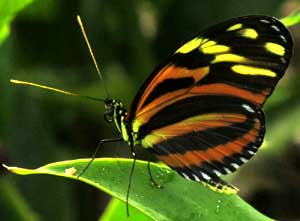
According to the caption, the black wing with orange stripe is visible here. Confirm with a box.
[125,16,293,190]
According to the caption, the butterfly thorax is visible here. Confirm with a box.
[104,99,139,146]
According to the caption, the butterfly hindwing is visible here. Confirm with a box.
[125,16,292,189]
[145,96,264,187]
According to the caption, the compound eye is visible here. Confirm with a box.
[104,113,114,123]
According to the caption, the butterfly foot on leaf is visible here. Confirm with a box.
[150,179,164,189]
[147,161,164,189]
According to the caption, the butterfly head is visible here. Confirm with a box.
[104,98,127,130]
[104,99,122,122]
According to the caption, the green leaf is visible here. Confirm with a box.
[3,158,273,221]
[280,9,300,27]
[101,198,154,221]
[0,0,33,44]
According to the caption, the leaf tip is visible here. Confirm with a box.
[1,164,36,175]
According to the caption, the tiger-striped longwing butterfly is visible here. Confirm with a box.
[104,15,292,191]
[12,15,293,192]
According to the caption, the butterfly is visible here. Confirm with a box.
[11,15,293,193]
[102,15,293,191]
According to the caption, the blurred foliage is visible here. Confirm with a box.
[0,0,300,221]
[0,0,33,44]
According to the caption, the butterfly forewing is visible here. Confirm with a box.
[125,16,292,189]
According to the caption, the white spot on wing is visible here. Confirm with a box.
[192,174,201,182]
[280,58,287,64]
[279,35,287,42]
[240,157,248,163]
[260,19,270,24]
[224,168,231,174]
[231,163,239,169]
[242,104,255,113]
[181,172,191,180]
[200,172,211,180]
[213,169,222,176]
[248,150,255,155]
[271,25,280,32]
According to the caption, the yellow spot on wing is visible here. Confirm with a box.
[132,119,142,133]
[201,45,230,54]
[201,40,217,48]
[265,42,285,56]
[227,23,242,31]
[212,54,247,63]
[231,65,276,77]
[142,134,157,148]
[239,28,258,39]
[176,38,202,54]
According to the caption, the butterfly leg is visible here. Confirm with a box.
[147,161,163,188]
[77,137,123,178]
[126,145,137,217]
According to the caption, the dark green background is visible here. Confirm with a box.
[1,0,300,220]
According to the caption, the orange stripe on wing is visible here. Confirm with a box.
[136,65,210,115]
[134,80,268,129]
[156,119,260,168]
[142,113,247,146]
[190,83,269,105]
[135,92,193,124]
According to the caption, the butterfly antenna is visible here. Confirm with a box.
[77,15,110,99]
[10,79,105,102]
